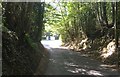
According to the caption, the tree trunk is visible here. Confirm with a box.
[112,2,115,26]
[102,2,108,26]
[114,2,119,69]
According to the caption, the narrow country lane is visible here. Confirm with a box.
[41,40,119,76]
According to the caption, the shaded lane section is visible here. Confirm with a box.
[41,40,119,76]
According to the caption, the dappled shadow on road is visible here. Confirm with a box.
[45,47,119,75]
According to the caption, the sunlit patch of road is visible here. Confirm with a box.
[41,39,119,75]
[41,39,68,49]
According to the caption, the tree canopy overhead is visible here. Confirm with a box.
[2,2,120,75]
[44,2,120,65]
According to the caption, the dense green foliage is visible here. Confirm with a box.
[2,2,120,75]
[44,2,120,65]
[2,2,49,75]
[2,2,44,42]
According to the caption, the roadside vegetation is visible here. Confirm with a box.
[2,2,49,75]
[45,2,120,68]
[2,2,120,75]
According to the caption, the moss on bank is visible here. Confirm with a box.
[2,27,49,75]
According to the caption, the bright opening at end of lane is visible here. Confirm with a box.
[41,39,68,49]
